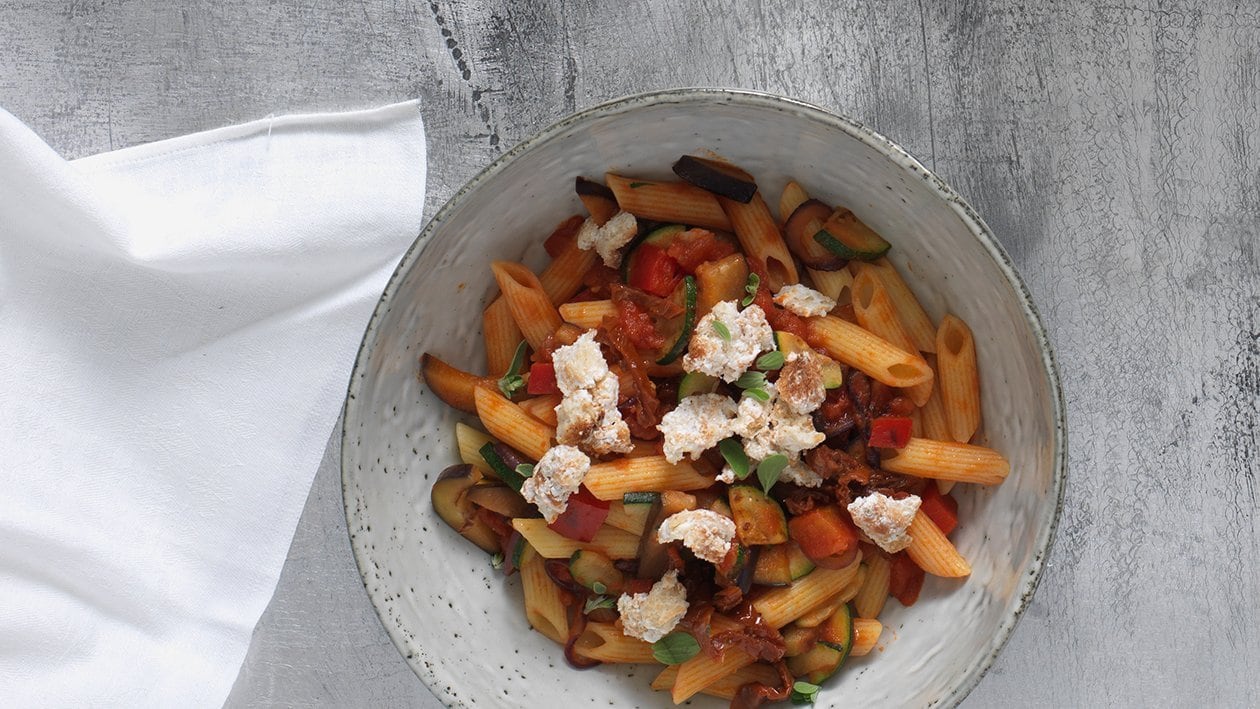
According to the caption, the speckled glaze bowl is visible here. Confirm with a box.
[342,88,1066,708]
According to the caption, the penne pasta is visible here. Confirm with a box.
[807,266,853,305]
[520,550,569,644]
[652,663,782,701]
[558,299,617,330]
[778,179,810,223]
[576,179,620,225]
[882,437,1010,485]
[539,236,599,306]
[695,253,749,319]
[605,174,732,231]
[936,314,981,443]
[574,622,657,664]
[906,511,971,577]
[455,422,497,474]
[491,261,563,351]
[852,618,883,657]
[473,386,554,461]
[420,353,495,413]
[582,456,713,501]
[918,359,953,441]
[717,192,799,292]
[854,554,891,619]
[511,519,642,559]
[482,296,522,377]
[806,315,933,388]
[851,269,933,406]
[866,257,937,353]
[603,501,651,537]
[517,394,561,426]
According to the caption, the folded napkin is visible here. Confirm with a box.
[0,101,427,706]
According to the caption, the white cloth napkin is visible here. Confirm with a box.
[0,101,427,706]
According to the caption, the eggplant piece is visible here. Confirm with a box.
[466,484,536,518]
[672,155,758,203]
[569,549,626,594]
[575,176,619,225]
[783,199,848,271]
[636,490,698,578]
[420,353,493,413]
[431,465,499,553]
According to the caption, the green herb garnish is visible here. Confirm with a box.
[491,552,505,570]
[742,272,761,307]
[744,387,771,401]
[756,454,789,493]
[591,581,607,595]
[496,340,529,398]
[712,320,732,341]
[651,632,701,665]
[790,680,821,704]
[735,370,767,390]
[756,350,785,370]
[718,437,750,480]
[584,595,617,614]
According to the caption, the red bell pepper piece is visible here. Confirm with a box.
[787,505,860,563]
[628,243,682,297]
[919,485,959,536]
[547,486,611,542]
[526,362,558,395]
[868,416,913,449]
[889,552,925,606]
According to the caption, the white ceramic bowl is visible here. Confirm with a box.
[342,88,1066,708]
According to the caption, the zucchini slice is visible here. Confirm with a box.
[752,541,816,586]
[786,641,845,685]
[783,199,847,270]
[812,208,891,261]
[656,275,698,365]
[729,485,789,545]
[774,331,844,389]
[477,442,528,491]
[622,491,661,507]
[672,155,758,203]
[678,372,719,399]
[782,625,819,658]
[818,603,855,657]
[569,549,625,594]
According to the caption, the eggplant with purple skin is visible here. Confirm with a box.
[672,155,758,203]
[783,199,848,271]
[575,176,619,225]
[466,484,536,518]
[431,464,499,553]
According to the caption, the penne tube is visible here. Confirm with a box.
[851,618,883,657]
[539,236,599,306]
[909,408,924,438]
[583,456,714,501]
[852,269,933,406]
[511,519,641,559]
[652,663,782,701]
[558,300,616,330]
[919,360,953,441]
[455,422,497,474]
[575,622,657,664]
[936,314,981,443]
[778,179,810,224]
[695,253,748,319]
[807,267,853,305]
[483,297,522,377]
[717,192,799,291]
[867,257,937,353]
[603,501,651,537]
[520,550,568,644]
[937,478,957,495]
[420,353,496,413]
[606,174,732,230]
[854,554,891,619]
[882,437,1010,485]
[806,315,933,388]
[491,261,563,351]
[473,386,554,461]
[906,511,971,577]
[517,394,561,426]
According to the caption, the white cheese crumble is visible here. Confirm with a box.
[617,569,689,643]
[776,350,826,415]
[519,445,590,523]
[847,492,921,553]
[716,465,737,484]
[656,393,739,463]
[683,300,774,383]
[576,211,639,268]
[734,383,826,462]
[552,331,632,456]
[657,509,737,564]
[773,283,836,317]
[779,458,825,488]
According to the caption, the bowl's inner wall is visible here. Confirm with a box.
[345,95,1057,708]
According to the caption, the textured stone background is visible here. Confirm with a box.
[2,1,1257,706]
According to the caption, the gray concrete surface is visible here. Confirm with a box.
[2,1,1258,706]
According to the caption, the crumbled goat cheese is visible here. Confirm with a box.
[779,458,825,488]
[847,492,921,553]
[684,301,775,383]
[519,445,591,523]
[716,465,737,484]
[617,570,689,643]
[776,350,826,415]
[657,393,739,463]
[657,509,737,564]
[576,211,639,268]
[734,383,826,462]
[552,332,633,456]
[773,283,836,318]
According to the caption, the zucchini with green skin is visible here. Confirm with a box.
[478,442,529,491]
[773,330,844,389]
[569,549,625,594]
[655,275,697,365]
[677,372,719,399]
[813,207,891,261]
[728,485,789,545]
[783,604,854,683]
[783,199,847,270]
[622,491,661,507]
[751,541,816,586]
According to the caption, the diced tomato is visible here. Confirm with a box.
[526,363,558,395]
[920,485,959,536]
[868,416,913,449]
[615,298,665,350]
[628,243,683,297]
[889,552,925,606]
[547,486,610,542]
[543,215,584,258]
[787,505,860,562]
[666,229,737,273]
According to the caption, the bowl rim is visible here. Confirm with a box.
[341,86,1068,708]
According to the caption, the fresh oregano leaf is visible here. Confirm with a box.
[497,340,529,398]
[790,680,821,704]
[651,632,701,665]
[712,320,732,341]
[742,272,761,307]
[756,350,785,370]
[756,454,789,493]
[718,437,750,480]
